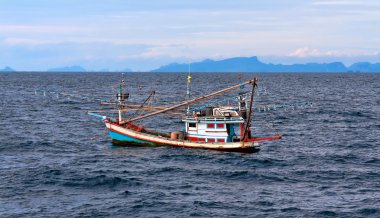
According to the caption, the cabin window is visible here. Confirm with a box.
[208,138,215,143]
[198,138,206,142]
[189,123,196,128]
[207,124,215,128]
[217,138,225,143]
[217,124,225,129]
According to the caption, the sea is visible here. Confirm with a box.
[0,72,379,217]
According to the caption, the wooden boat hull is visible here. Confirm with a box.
[105,122,260,153]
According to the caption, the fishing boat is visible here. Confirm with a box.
[89,76,281,153]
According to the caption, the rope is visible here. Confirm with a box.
[253,102,313,113]
[126,91,155,122]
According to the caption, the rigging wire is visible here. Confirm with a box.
[126,90,156,122]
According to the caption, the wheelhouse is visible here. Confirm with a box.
[183,107,247,143]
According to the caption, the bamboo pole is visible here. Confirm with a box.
[128,79,256,122]
[101,102,186,111]
[89,108,183,116]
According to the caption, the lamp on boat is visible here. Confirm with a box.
[116,93,129,101]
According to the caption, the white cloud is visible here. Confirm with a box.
[3,38,60,46]
[0,24,90,34]
[289,47,338,57]
[119,44,188,59]
[289,47,379,57]
[313,0,363,6]
[312,0,380,6]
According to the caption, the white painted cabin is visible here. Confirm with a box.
[183,107,246,143]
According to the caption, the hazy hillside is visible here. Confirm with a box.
[152,56,380,73]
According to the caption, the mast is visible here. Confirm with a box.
[118,83,123,122]
[242,78,257,141]
[128,79,256,122]
[186,64,191,114]
[116,73,128,123]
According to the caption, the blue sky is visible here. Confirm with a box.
[0,0,379,71]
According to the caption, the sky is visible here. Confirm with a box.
[0,0,379,71]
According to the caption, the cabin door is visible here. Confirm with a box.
[226,124,234,142]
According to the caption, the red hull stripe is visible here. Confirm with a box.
[107,127,256,151]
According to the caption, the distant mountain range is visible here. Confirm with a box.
[0,66,15,72]
[152,56,380,73]
[2,57,380,72]
[47,65,86,72]
[46,66,132,72]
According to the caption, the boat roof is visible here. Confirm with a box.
[183,116,244,124]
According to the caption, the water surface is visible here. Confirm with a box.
[0,72,379,217]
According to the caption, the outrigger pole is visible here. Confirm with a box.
[128,79,257,122]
